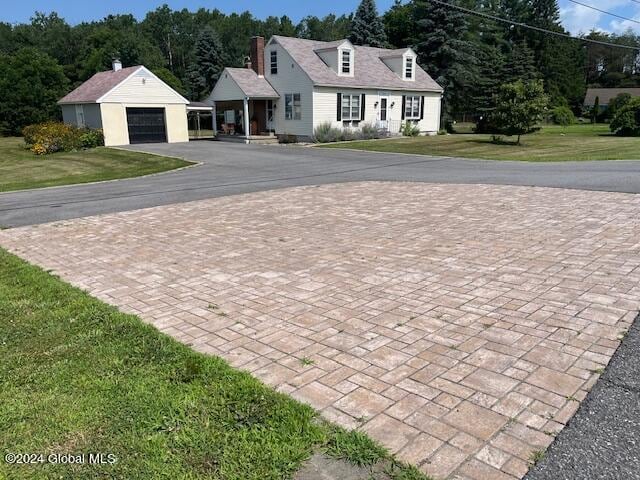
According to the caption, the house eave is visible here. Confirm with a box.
[313,82,443,93]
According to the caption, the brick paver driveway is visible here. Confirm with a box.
[1,182,639,480]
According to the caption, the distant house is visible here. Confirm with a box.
[584,88,640,109]
[209,36,443,142]
[58,61,191,146]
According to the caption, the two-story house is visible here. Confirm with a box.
[209,36,443,142]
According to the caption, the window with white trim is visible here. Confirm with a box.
[404,95,421,119]
[405,57,413,80]
[341,94,361,121]
[342,50,351,74]
[285,93,301,120]
[270,50,278,74]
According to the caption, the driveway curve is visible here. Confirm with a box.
[1,141,640,227]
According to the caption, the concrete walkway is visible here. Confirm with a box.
[1,182,638,479]
[2,141,640,227]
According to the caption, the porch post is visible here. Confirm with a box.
[243,97,250,141]
[212,103,217,135]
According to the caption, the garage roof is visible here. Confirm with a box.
[58,66,142,104]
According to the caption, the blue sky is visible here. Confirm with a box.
[2,0,639,34]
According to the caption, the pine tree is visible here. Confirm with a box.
[186,26,225,100]
[525,0,585,107]
[383,0,414,48]
[349,0,388,47]
[411,0,478,122]
[503,41,538,83]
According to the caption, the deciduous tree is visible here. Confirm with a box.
[491,80,549,144]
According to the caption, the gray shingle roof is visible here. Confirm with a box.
[584,88,640,106]
[58,66,142,104]
[272,36,443,92]
[226,68,280,98]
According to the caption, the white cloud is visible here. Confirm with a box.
[559,0,638,35]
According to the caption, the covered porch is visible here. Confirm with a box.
[187,101,215,140]
[207,67,280,144]
[214,98,278,144]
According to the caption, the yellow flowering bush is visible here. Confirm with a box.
[23,122,104,155]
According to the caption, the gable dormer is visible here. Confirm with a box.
[314,40,355,78]
[380,48,417,82]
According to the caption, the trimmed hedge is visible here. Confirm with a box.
[22,122,104,155]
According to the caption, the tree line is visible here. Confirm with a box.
[0,0,639,135]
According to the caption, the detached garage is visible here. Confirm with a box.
[58,60,189,146]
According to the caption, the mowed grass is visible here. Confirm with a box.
[319,124,640,162]
[0,248,427,480]
[0,137,193,192]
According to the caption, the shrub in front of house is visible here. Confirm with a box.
[610,98,640,137]
[360,123,386,140]
[551,106,576,126]
[401,121,420,137]
[22,122,104,155]
[313,122,343,143]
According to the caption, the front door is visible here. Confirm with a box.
[266,100,274,132]
[378,93,389,130]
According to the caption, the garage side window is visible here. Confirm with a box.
[285,93,301,120]
[75,105,85,128]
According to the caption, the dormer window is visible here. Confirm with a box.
[342,50,351,74]
[405,57,413,80]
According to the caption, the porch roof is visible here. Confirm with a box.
[187,101,214,111]
[212,68,279,101]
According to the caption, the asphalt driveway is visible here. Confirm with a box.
[2,141,640,227]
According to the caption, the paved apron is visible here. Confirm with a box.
[1,182,638,479]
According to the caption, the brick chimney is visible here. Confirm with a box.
[250,36,265,76]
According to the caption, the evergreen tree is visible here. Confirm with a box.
[503,41,538,83]
[411,0,478,122]
[384,0,414,48]
[525,0,585,107]
[349,0,387,47]
[185,26,225,100]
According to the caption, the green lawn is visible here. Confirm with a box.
[319,124,640,162]
[0,137,193,192]
[0,248,426,480]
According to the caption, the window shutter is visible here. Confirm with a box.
[420,96,425,120]
[360,94,366,121]
[337,93,342,121]
[401,96,406,120]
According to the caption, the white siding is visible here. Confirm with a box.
[313,87,441,134]
[100,68,187,104]
[208,72,246,102]
[265,41,315,138]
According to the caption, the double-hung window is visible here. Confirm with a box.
[342,50,351,74]
[285,93,301,120]
[404,95,421,120]
[270,50,278,75]
[341,94,361,121]
[405,58,413,80]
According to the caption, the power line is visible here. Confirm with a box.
[425,0,640,51]
[566,0,640,26]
